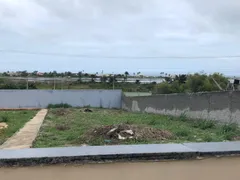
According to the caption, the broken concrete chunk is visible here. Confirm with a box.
[118,134,126,140]
[0,123,8,130]
[121,130,134,135]
[107,128,118,136]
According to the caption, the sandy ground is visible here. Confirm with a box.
[1,157,240,180]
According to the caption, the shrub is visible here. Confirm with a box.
[0,115,9,123]
[47,103,72,109]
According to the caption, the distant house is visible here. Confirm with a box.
[227,78,240,90]
[37,72,44,76]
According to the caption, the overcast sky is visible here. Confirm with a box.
[0,0,239,76]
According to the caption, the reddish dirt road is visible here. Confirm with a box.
[1,157,240,180]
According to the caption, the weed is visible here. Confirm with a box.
[0,115,9,123]
[47,103,72,109]
[148,119,158,125]
[175,129,191,137]
[203,135,213,142]
[167,116,174,121]
[218,123,239,140]
[193,120,216,130]
[179,113,188,122]
[220,123,238,134]
[125,119,134,125]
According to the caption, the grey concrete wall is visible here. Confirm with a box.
[122,91,240,124]
[0,90,122,109]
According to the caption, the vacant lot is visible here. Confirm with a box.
[34,109,240,148]
[0,110,37,145]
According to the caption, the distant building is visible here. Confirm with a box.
[37,72,44,76]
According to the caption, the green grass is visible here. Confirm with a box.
[0,110,37,145]
[33,109,240,148]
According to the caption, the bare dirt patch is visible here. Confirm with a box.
[52,109,71,116]
[55,124,70,131]
[85,124,173,144]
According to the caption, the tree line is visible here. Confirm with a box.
[154,73,229,94]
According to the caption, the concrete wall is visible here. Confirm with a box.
[122,91,240,124]
[0,90,122,109]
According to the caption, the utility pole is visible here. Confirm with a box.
[26,76,29,90]
[113,75,115,90]
[211,77,223,91]
[61,77,63,90]
[112,72,115,90]
[53,76,56,90]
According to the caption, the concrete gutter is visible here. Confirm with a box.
[0,142,240,167]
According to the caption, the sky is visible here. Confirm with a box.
[0,0,240,76]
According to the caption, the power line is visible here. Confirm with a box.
[0,49,240,59]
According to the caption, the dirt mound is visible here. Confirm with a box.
[87,124,173,143]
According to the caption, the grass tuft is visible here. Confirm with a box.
[192,120,216,130]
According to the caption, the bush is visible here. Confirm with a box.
[47,103,72,108]
[0,115,9,123]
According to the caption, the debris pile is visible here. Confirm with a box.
[88,124,173,143]
[84,108,93,112]
[0,122,8,130]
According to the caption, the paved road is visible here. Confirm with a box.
[1,157,240,180]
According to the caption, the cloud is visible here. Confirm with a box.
[0,0,239,75]
[187,0,240,35]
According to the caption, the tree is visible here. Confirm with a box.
[100,76,108,83]
[155,73,228,94]
[135,79,140,84]
[90,74,96,82]
[109,75,117,83]
[66,71,72,77]
[175,74,187,84]
[21,71,28,77]
[78,71,82,82]
[84,73,89,77]
[32,71,38,77]
[124,71,129,82]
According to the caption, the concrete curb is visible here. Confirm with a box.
[0,142,240,167]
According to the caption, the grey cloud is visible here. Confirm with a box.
[187,0,240,35]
